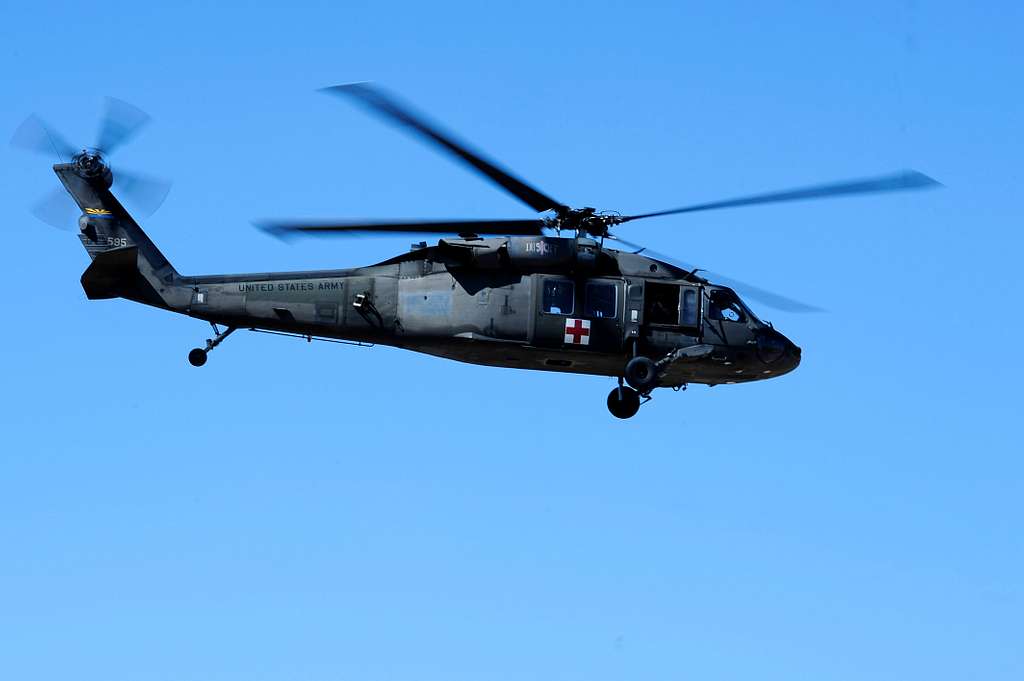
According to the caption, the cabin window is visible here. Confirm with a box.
[584,282,617,318]
[681,288,699,327]
[644,282,680,325]
[709,290,747,323]
[542,279,574,315]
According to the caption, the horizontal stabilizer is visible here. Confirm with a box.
[81,246,139,299]
[80,246,166,308]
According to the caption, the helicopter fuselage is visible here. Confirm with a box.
[169,236,801,388]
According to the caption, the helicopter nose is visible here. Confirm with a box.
[755,328,801,372]
[786,340,802,372]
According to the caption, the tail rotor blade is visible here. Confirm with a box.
[31,186,78,230]
[95,97,151,155]
[114,168,172,217]
[11,114,77,160]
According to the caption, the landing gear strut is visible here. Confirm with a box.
[188,323,236,367]
[607,377,642,419]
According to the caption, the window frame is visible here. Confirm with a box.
[679,285,701,331]
[708,289,747,324]
[540,277,576,316]
[643,281,682,327]
[583,280,619,320]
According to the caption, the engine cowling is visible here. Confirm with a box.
[505,236,575,269]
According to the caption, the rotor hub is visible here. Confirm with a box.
[547,206,621,238]
[72,149,113,187]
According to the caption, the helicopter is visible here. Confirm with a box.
[13,85,939,419]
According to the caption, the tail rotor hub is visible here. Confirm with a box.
[73,149,109,179]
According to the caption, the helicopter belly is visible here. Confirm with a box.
[400,337,626,378]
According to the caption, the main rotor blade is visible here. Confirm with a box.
[95,97,150,155]
[11,114,77,160]
[321,83,564,213]
[257,218,547,240]
[609,237,823,313]
[619,170,941,223]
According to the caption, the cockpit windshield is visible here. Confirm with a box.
[736,296,761,324]
[708,289,754,323]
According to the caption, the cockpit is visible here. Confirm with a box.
[707,288,757,324]
[703,285,800,373]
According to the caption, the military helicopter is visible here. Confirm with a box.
[14,86,939,418]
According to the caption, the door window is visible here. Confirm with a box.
[542,279,574,315]
[681,287,699,328]
[584,282,617,318]
[644,282,680,325]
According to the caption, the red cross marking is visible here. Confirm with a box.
[565,318,590,344]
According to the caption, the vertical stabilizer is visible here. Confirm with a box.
[54,160,186,309]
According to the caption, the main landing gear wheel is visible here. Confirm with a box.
[188,348,208,367]
[607,385,641,419]
[624,355,658,392]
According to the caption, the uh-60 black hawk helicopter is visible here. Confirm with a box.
[15,85,939,418]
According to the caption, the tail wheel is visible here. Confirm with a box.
[607,386,641,419]
[188,348,208,367]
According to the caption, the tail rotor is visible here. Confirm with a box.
[11,97,172,229]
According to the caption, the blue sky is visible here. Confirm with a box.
[1,2,1021,679]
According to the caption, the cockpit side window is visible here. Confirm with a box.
[584,282,617,318]
[542,279,575,315]
[708,290,747,323]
